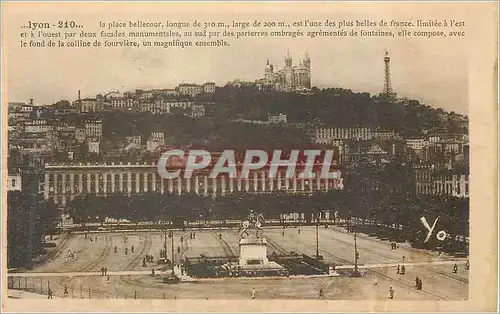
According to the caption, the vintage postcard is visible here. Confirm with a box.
[2,1,498,312]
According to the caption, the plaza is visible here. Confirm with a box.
[7,226,468,300]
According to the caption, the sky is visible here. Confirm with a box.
[4,2,480,115]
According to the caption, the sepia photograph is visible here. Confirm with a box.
[2,1,497,312]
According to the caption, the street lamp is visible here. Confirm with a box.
[163,226,167,257]
[170,230,174,273]
[315,211,320,259]
[352,223,361,277]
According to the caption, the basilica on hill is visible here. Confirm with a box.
[255,50,311,92]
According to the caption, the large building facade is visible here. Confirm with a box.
[42,163,344,205]
[313,127,372,144]
[257,50,311,91]
[414,166,469,198]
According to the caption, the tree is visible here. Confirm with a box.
[66,194,94,226]
[40,198,60,234]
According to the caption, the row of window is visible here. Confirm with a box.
[46,177,339,195]
[416,182,469,196]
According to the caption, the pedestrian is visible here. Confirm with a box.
[397,265,400,274]
[131,245,135,253]
[465,260,470,270]
[298,229,301,234]
[400,265,406,275]
[114,246,117,253]
[143,258,147,267]
[402,256,405,262]
[100,266,104,276]
[415,276,419,288]
[64,284,69,297]
[125,247,128,255]
[151,268,155,276]
[251,288,256,299]
[418,278,422,290]
[104,265,108,276]
[282,231,285,236]
[453,263,458,274]
[389,287,394,299]
[48,287,53,299]
[319,288,324,298]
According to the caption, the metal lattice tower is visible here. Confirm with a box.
[383,49,394,98]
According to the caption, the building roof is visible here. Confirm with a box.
[365,144,388,155]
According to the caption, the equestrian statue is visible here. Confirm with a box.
[238,209,265,239]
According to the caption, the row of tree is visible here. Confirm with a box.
[7,191,60,267]
[65,190,469,239]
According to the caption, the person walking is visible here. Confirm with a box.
[319,288,324,298]
[465,260,470,270]
[48,287,53,299]
[397,265,400,274]
[415,277,420,288]
[453,263,458,274]
[389,287,394,299]
[251,288,256,299]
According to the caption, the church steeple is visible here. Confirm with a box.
[303,52,310,68]
[265,58,273,73]
[285,49,292,67]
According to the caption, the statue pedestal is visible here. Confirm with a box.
[239,237,269,266]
